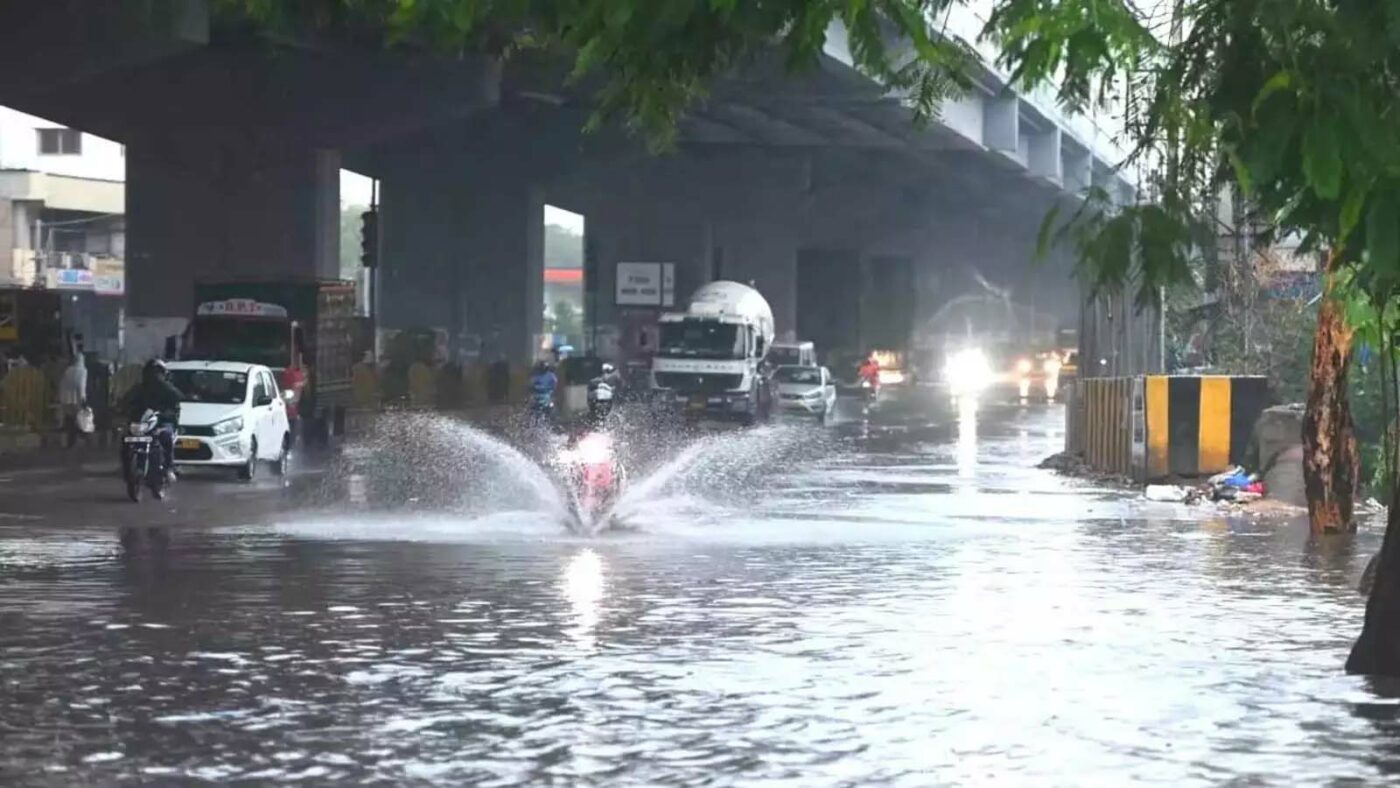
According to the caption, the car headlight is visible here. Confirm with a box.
[803,389,823,399]
[1043,357,1062,375]
[212,416,244,436]
[1016,358,1033,375]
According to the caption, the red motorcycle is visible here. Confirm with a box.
[555,431,625,531]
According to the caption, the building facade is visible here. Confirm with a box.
[0,107,125,361]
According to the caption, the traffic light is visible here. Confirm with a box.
[360,209,379,268]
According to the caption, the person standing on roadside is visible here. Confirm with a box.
[59,350,89,449]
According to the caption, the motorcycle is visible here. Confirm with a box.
[587,379,615,425]
[122,409,169,502]
[527,390,555,428]
[555,431,625,532]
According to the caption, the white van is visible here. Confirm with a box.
[769,341,817,368]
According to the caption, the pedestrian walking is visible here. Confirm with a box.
[59,351,90,448]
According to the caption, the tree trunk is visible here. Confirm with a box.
[1302,266,1358,535]
[1348,482,1400,674]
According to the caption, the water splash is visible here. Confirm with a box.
[607,424,829,525]
[325,412,569,522]
[319,412,831,538]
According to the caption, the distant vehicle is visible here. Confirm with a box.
[184,280,355,445]
[651,281,776,423]
[870,348,909,386]
[1059,349,1079,383]
[167,360,293,480]
[774,364,837,420]
[769,341,817,368]
[1008,350,1063,400]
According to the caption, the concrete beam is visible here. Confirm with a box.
[125,144,340,318]
[1062,143,1093,197]
[983,97,1020,157]
[1028,126,1063,186]
[0,0,208,103]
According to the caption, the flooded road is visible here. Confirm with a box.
[1,398,1394,784]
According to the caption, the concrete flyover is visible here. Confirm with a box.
[0,0,1135,364]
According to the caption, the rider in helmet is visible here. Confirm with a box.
[123,359,186,477]
[587,362,625,426]
[528,360,558,425]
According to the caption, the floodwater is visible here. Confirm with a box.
[1,396,1394,784]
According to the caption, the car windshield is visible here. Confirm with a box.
[169,369,248,405]
[658,320,745,359]
[187,317,291,369]
[775,366,821,384]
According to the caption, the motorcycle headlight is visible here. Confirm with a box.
[212,416,244,436]
[560,433,613,466]
[128,423,146,436]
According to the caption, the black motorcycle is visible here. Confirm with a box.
[122,409,169,502]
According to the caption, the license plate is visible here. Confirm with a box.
[177,438,201,450]
[688,396,706,411]
[124,436,152,444]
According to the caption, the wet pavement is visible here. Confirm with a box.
[0,393,1394,784]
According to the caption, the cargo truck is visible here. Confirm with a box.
[650,281,775,423]
[183,280,356,444]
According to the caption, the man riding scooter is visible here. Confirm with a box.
[586,362,624,427]
[857,352,881,402]
[120,359,186,486]
[528,361,558,427]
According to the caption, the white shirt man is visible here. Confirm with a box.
[59,355,89,447]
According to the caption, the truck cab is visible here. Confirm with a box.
[651,281,775,423]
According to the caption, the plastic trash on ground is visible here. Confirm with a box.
[1146,484,1194,503]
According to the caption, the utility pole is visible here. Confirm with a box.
[364,180,381,361]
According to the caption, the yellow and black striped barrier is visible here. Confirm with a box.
[1141,375,1268,480]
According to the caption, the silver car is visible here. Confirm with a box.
[774,365,836,420]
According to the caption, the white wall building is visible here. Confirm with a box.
[0,106,125,181]
[0,107,127,359]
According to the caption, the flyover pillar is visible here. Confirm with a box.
[379,170,543,363]
[125,144,340,318]
[584,207,712,352]
[711,221,799,339]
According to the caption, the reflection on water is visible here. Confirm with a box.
[956,396,978,480]
[562,548,605,651]
[0,403,1393,783]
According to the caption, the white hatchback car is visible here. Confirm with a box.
[166,361,292,480]
[774,364,837,420]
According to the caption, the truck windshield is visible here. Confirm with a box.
[188,318,291,369]
[659,320,746,359]
[169,369,248,405]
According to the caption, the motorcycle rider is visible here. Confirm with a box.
[587,362,624,426]
[122,359,186,480]
[528,360,558,426]
[857,352,881,398]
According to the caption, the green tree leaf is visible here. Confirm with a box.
[1369,187,1400,285]
[1303,116,1344,200]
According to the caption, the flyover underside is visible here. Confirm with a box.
[0,6,1083,363]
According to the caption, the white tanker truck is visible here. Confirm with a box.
[650,280,775,423]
